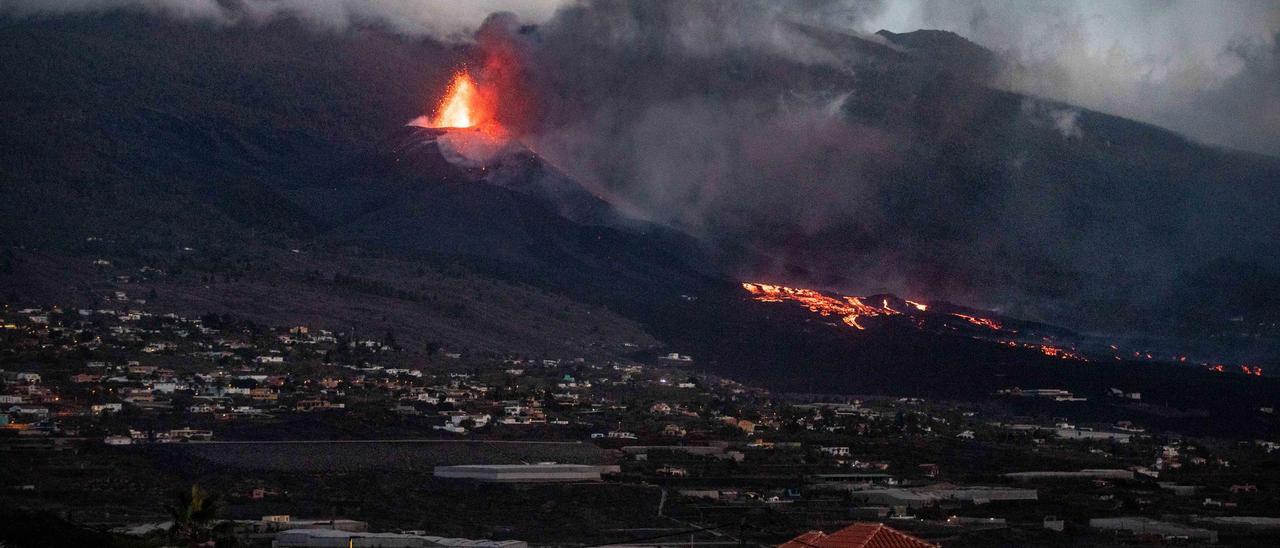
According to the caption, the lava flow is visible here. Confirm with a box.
[743,282,1011,334]
[950,313,1003,330]
[741,282,901,330]
[741,282,1086,357]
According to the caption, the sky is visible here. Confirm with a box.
[862,0,1280,157]
[3,0,1276,155]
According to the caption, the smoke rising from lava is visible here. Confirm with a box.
[8,1,1277,157]
[0,0,566,39]
[7,0,1280,345]
[460,1,1280,341]
[865,0,1280,158]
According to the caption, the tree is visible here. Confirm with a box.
[167,484,235,547]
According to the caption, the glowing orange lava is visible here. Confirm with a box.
[741,282,1089,360]
[951,313,1003,331]
[741,282,897,331]
[431,72,489,129]
[742,282,1009,334]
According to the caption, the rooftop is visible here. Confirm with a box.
[780,522,938,548]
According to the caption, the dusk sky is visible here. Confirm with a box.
[5,0,1278,155]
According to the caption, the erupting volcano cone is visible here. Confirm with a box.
[407,71,511,165]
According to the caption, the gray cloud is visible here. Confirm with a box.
[5,0,1279,344]
[863,0,1280,156]
[461,1,899,233]
[465,1,1280,341]
[0,0,568,39]
[10,0,1274,156]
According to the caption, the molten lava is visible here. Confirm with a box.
[405,70,516,166]
[430,71,490,129]
[743,282,1009,334]
[741,282,1088,361]
[741,283,898,331]
[950,313,1003,331]
[742,282,1001,333]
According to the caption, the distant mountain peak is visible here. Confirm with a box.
[875,29,991,54]
[875,28,999,80]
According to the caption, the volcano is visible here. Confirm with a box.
[280,122,719,308]
[1,13,1278,438]
[380,125,621,226]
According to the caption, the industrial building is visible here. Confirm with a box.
[1195,516,1280,530]
[1004,469,1134,481]
[1052,428,1131,442]
[844,486,1038,509]
[1089,517,1218,544]
[242,516,369,544]
[273,529,528,548]
[811,473,898,485]
[432,463,603,482]
[621,445,726,457]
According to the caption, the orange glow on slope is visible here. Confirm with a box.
[741,283,898,331]
[741,282,1101,363]
[950,313,1002,331]
[431,72,489,129]
[742,282,1010,334]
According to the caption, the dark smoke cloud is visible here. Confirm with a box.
[0,0,567,39]
[14,1,1275,156]
[865,0,1280,157]
[6,0,1280,346]
[470,0,1280,343]
[472,1,896,232]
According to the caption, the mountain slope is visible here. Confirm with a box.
[0,13,1277,421]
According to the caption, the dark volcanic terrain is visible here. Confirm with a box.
[1,13,1278,419]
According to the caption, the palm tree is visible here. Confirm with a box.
[167,484,225,547]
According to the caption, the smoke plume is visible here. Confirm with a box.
[5,0,1280,343]
[462,1,1280,339]
[864,0,1280,157]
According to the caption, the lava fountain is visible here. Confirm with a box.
[431,72,486,129]
[409,70,512,166]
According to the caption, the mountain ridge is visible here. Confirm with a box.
[1,13,1277,403]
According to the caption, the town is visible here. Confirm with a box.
[3,295,1279,547]
[5,0,1280,546]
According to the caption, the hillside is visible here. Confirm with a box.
[0,12,1277,406]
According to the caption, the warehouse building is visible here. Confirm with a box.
[274,529,527,548]
[433,463,604,482]
[1005,469,1134,481]
[845,486,1037,509]
[1089,517,1217,544]
[621,445,727,457]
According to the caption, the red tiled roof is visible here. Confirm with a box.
[779,522,938,548]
